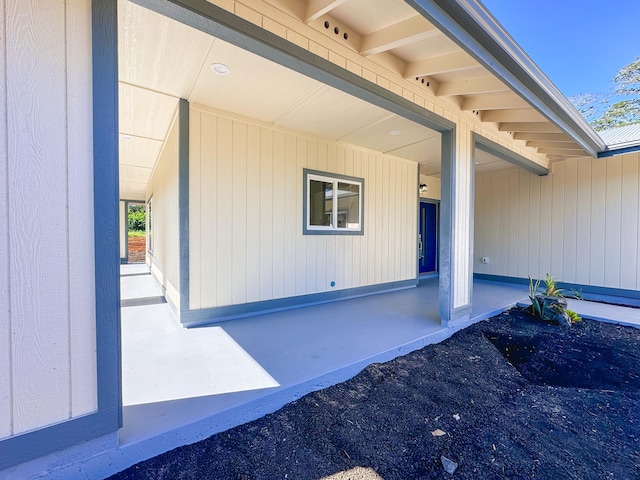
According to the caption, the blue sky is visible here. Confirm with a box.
[480,0,640,98]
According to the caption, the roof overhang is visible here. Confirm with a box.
[406,0,607,157]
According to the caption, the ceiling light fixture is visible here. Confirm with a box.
[420,184,428,193]
[210,63,230,75]
[120,134,133,141]
[389,129,402,136]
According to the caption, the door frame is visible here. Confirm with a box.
[419,199,439,275]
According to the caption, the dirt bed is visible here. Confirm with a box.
[128,236,146,263]
[109,308,640,480]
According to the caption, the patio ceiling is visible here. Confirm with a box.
[118,0,593,201]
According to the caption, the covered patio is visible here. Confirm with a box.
[119,265,529,462]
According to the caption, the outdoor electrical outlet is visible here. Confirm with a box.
[482,257,489,264]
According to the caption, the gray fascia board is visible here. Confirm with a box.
[405,0,607,157]
[473,132,548,176]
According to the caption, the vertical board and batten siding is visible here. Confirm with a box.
[0,0,96,439]
[419,174,441,200]
[474,153,640,290]
[452,121,473,309]
[146,110,181,308]
[189,105,418,309]
[203,0,555,315]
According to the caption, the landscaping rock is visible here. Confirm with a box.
[441,455,458,475]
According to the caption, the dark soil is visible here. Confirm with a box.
[128,236,146,263]
[109,308,640,480]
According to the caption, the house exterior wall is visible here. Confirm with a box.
[0,0,97,438]
[146,110,181,309]
[188,104,418,310]
[474,152,640,290]
[419,174,441,201]
[202,0,553,315]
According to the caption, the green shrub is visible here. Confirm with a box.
[528,274,573,327]
[128,205,146,232]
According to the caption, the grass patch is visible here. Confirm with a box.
[128,230,146,238]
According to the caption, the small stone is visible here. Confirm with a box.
[441,455,458,475]
[453,413,460,421]
[431,429,447,437]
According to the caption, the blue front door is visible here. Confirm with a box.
[419,202,438,274]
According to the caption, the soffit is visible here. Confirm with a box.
[117,0,538,200]
[272,0,592,160]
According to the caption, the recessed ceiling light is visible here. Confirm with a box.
[120,134,133,141]
[389,129,402,136]
[210,63,230,75]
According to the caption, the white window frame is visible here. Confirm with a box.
[303,169,364,235]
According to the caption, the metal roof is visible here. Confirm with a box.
[599,124,640,149]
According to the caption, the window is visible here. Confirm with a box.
[303,169,364,235]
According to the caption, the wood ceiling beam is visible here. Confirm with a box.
[436,76,507,96]
[481,108,547,123]
[304,0,348,23]
[404,51,477,79]
[461,94,528,111]
[526,141,581,149]
[360,16,439,56]
[513,132,573,142]
[499,122,562,133]
[537,148,586,155]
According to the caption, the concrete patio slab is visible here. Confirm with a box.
[116,276,530,470]
[122,304,279,406]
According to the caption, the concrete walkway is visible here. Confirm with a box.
[114,265,639,479]
[517,297,640,329]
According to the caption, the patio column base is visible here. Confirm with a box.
[440,305,471,328]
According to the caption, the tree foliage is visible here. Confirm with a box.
[570,57,640,131]
[128,204,146,232]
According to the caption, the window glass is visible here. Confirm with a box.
[309,180,333,227]
[337,182,360,229]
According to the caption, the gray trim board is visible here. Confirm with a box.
[178,99,190,314]
[302,168,365,236]
[181,279,418,327]
[121,200,146,264]
[121,296,167,308]
[438,129,455,325]
[473,132,548,176]
[418,198,440,275]
[475,273,640,307]
[416,163,421,280]
[598,144,640,158]
[92,0,123,430]
[0,0,121,470]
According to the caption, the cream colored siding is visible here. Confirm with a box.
[419,174,441,200]
[189,105,417,309]
[452,124,473,308]
[146,111,181,309]
[0,0,96,438]
[475,153,640,290]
